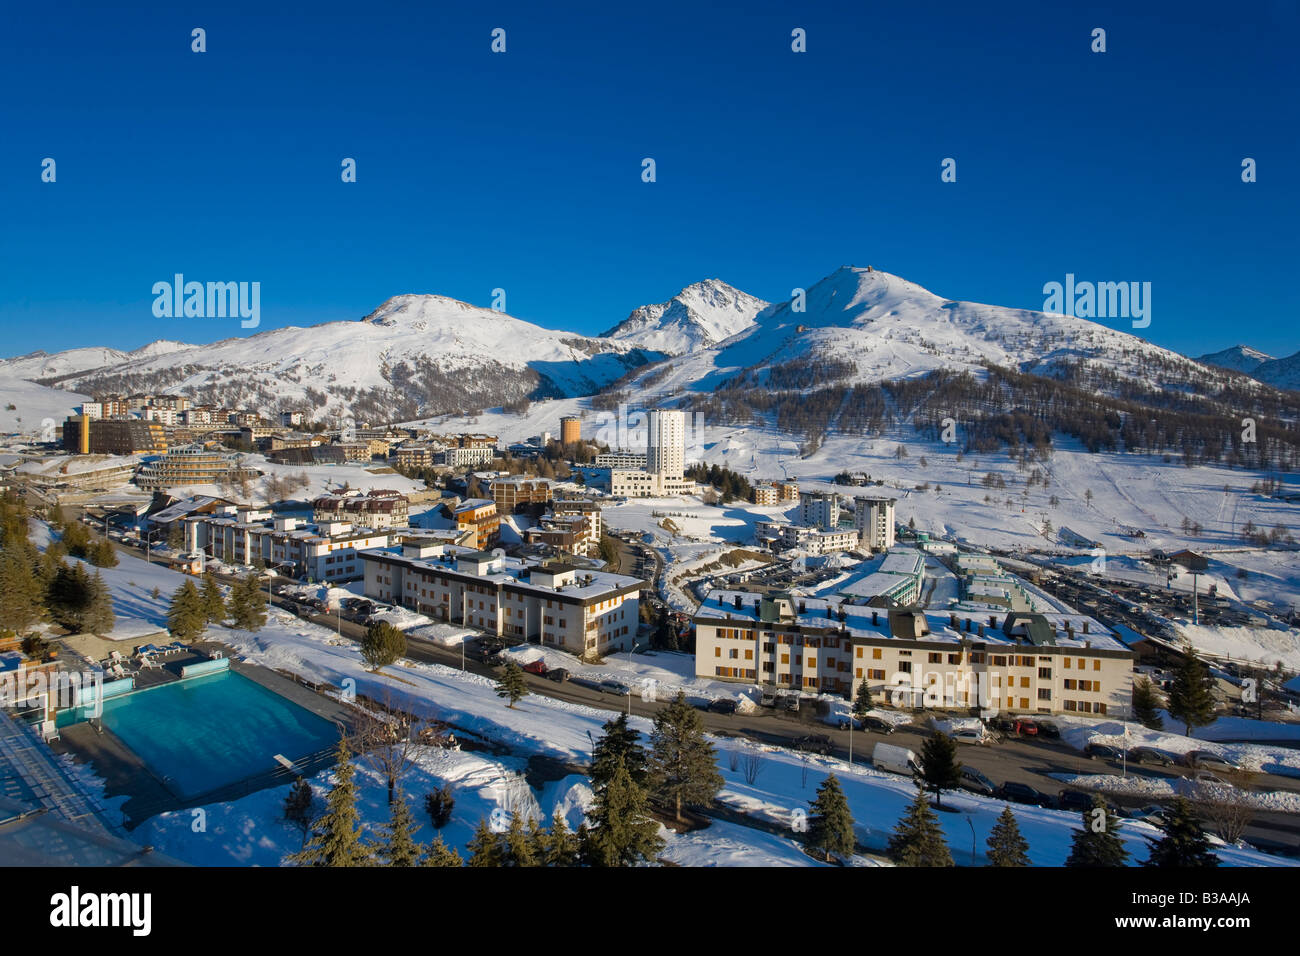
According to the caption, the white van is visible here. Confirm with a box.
[872,743,921,777]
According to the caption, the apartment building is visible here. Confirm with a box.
[693,590,1133,715]
[753,484,779,506]
[62,416,167,456]
[442,445,497,468]
[184,510,391,581]
[361,544,643,657]
[799,491,840,530]
[525,498,602,556]
[774,479,800,501]
[395,445,437,469]
[489,475,553,513]
[312,490,410,530]
[451,498,500,550]
[594,452,647,470]
[134,443,258,490]
[854,496,897,551]
[754,520,860,556]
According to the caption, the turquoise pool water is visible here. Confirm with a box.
[59,670,341,800]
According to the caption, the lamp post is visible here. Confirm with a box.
[966,816,977,866]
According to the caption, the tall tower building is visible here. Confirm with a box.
[560,416,581,445]
[855,496,897,551]
[645,410,685,479]
[799,491,839,530]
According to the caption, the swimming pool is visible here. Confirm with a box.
[59,670,341,800]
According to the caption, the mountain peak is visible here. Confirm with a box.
[601,279,768,355]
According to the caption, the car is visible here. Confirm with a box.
[709,697,739,715]
[546,667,570,683]
[999,782,1050,807]
[1124,804,1170,825]
[1184,751,1241,773]
[1190,770,1234,788]
[795,734,834,755]
[952,728,990,745]
[1084,742,1123,761]
[1129,746,1175,767]
[958,767,996,796]
[483,652,506,667]
[1032,720,1061,739]
[987,716,1018,734]
[1014,719,1039,737]
[686,695,712,711]
[1056,789,1106,813]
[522,660,548,676]
[600,679,631,696]
[862,716,896,734]
[777,694,801,713]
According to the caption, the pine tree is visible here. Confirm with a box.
[502,815,539,867]
[227,573,268,631]
[648,691,724,822]
[283,778,316,850]
[424,836,463,867]
[808,774,856,862]
[590,712,649,792]
[167,580,208,642]
[288,738,370,867]
[582,758,665,867]
[46,561,92,632]
[986,806,1031,866]
[1064,795,1129,867]
[466,819,505,866]
[84,570,115,636]
[88,537,118,568]
[0,546,45,635]
[920,733,962,808]
[1131,678,1165,730]
[425,784,455,829]
[887,788,954,867]
[1167,652,1216,737]
[495,660,529,708]
[361,620,406,671]
[852,680,873,717]
[1143,798,1220,867]
[539,812,579,866]
[377,790,422,866]
[200,572,226,625]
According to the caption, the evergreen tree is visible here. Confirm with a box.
[502,815,539,867]
[60,520,90,559]
[200,572,226,624]
[167,580,208,642]
[919,733,962,808]
[84,571,115,637]
[590,712,649,792]
[283,778,316,850]
[808,774,856,862]
[424,836,463,867]
[648,691,724,822]
[986,806,1031,866]
[288,738,370,867]
[88,537,118,568]
[1167,651,1216,737]
[582,758,665,867]
[495,660,529,708]
[539,812,579,866]
[1131,677,1165,730]
[1143,798,1220,867]
[425,784,455,829]
[0,546,45,635]
[360,620,406,671]
[852,680,873,717]
[887,788,954,867]
[166,522,186,550]
[377,790,422,866]
[1064,795,1129,867]
[227,573,268,631]
[46,562,94,633]
[466,819,506,866]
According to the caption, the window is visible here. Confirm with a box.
[928,653,942,664]
[855,667,863,678]
[873,648,882,660]
[992,655,1007,667]
[744,649,753,660]
[729,649,738,659]
[898,661,911,674]
[1077,658,1085,669]
[780,654,789,665]
[1064,658,1071,669]
[869,669,886,681]
[1038,667,1052,679]
[1019,677,1030,688]
[714,647,721,658]
[971,652,984,664]
[1064,700,1077,711]
[1097,703,1107,714]
[1020,698,1029,710]
[1064,679,1076,690]
[1093,659,1101,671]
[948,654,961,665]
[1037,689,1051,700]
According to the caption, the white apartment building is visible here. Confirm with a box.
[312,490,410,530]
[441,445,497,468]
[755,520,860,556]
[594,452,647,469]
[361,545,644,658]
[646,409,685,479]
[694,589,1133,716]
[799,491,840,530]
[184,509,391,581]
[855,496,897,551]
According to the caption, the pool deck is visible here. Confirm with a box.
[50,641,358,829]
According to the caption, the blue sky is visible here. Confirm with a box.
[1,0,1296,359]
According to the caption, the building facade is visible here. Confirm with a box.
[855,496,897,551]
[311,490,410,530]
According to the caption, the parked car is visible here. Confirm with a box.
[862,716,896,735]
[1013,719,1039,737]
[1191,770,1234,788]
[987,716,1018,734]
[1084,742,1123,761]
[600,679,631,696]
[522,659,548,676]
[795,734,834,755]
[777,694,800,713]
[872,743,921,777]
[1124,805,1170,826]
[759,687,778,708]
[1184,751,1241,773]
[545,667,570,683]
[1129,746,1175,767]
[952,728,990,745]
[999,782,1050,807]
[1057,789,1103,813]
[709,697,739,715]
[1032,720,1061,739]
[959,767,996,796]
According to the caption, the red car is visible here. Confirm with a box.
[1014,719,1038,736]
[522,660,548,676]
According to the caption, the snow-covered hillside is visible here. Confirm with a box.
[600,279,768,355]
[1198,345,1274,375]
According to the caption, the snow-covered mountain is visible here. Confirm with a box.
[600,279,767,355]
[616,266,1238,402]
[1197,345,1274,375]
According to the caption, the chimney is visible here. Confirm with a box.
[977,624,985,637]
[871,611,879,626]
[1082,621,1090,634]
[950,614,958,629]
[965,617,972,633]
[733,595,742,609]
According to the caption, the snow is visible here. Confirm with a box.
[601,279,768,356]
